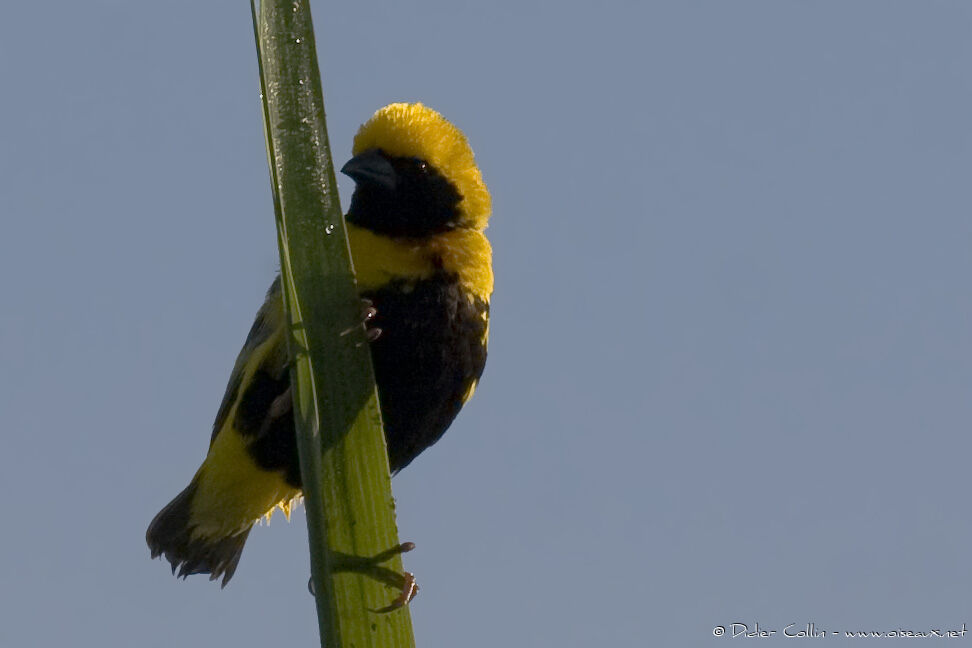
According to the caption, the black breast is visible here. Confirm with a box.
[238,272,488,486]
[363,272,489,473]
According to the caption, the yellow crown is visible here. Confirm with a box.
[352,103,491,231]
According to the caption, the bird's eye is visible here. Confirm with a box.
[419,161,429,172]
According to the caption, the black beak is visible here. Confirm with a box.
[340,149,397,191]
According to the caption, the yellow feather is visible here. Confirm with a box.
[349,224,493,301]
[188,308,300,540]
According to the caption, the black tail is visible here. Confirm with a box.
[146,480,251,587]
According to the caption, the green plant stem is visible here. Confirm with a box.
[251,1,416,646]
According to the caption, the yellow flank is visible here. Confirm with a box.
[428,229,494,300]
[192,423,299,540]
[189,317,299,540]
[349,224,493,301]
[460,378,480,406]
[352,103,491,232]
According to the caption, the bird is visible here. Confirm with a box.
[146,103,492,586]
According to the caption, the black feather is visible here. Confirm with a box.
[145,480,251,587]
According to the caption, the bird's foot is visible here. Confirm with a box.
[340,298,382,344]
[307,542,418,612]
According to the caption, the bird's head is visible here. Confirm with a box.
[341,103,491,237]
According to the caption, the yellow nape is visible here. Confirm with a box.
[352,103,491,231]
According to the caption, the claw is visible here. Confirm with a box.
[309,542,419,612]
[341,298,381,343]
[360,299,377,323]
[373,542,415,562]
[363,327,382,343]
[371,570,418,613]
[366,543,418,613]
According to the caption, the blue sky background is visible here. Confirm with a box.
[2,1,971,646]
